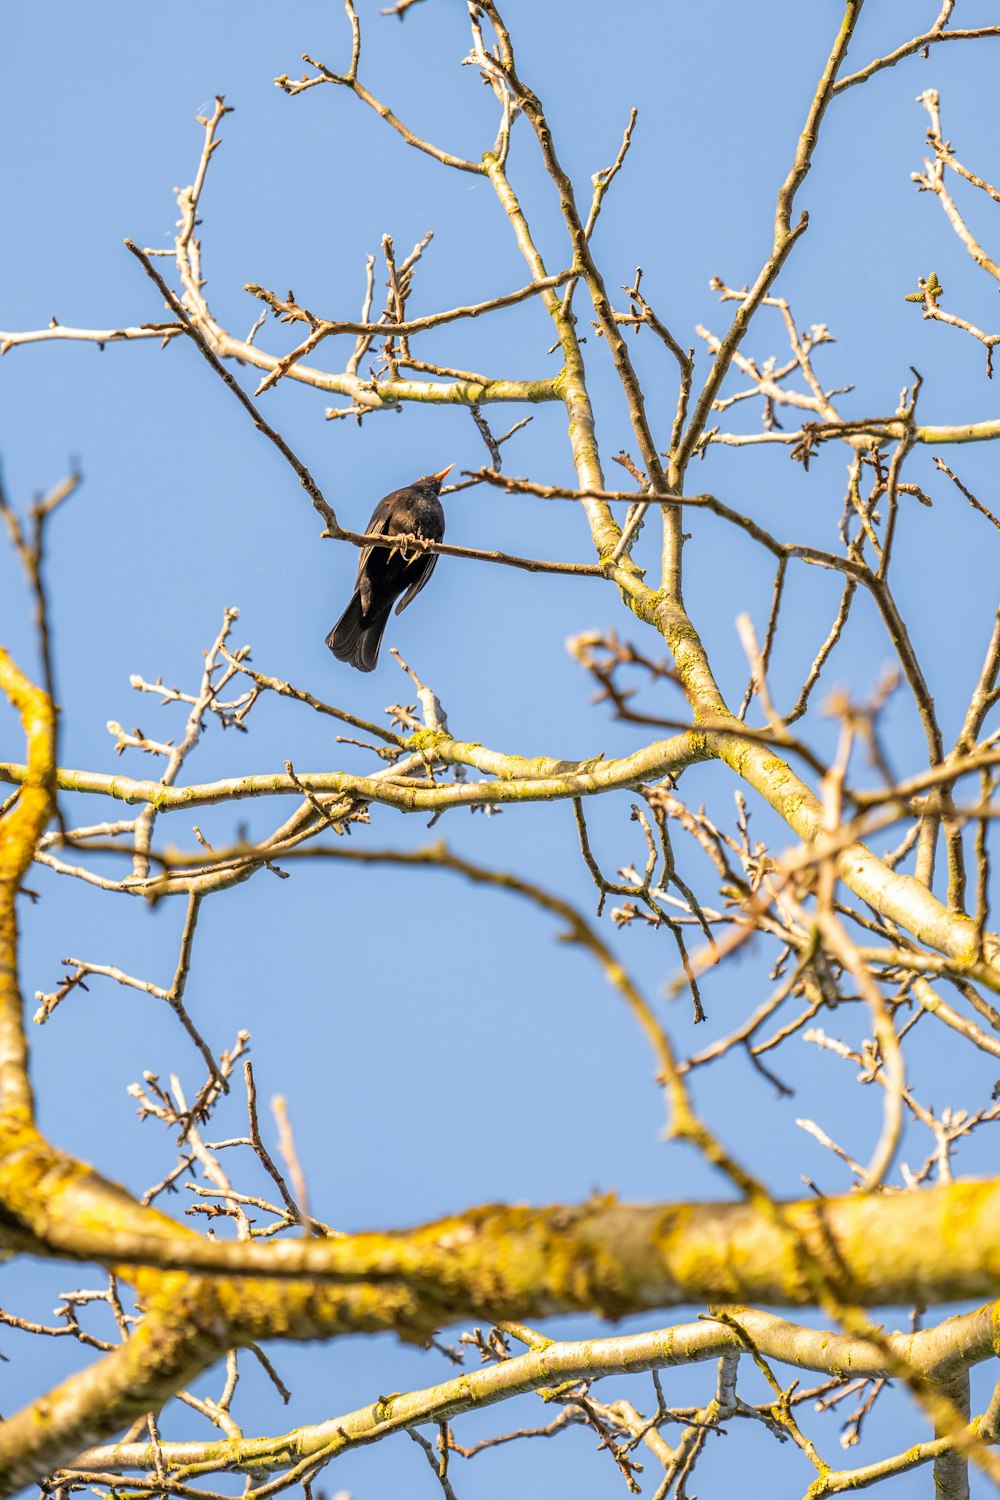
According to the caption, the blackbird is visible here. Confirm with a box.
[326,465,453,672]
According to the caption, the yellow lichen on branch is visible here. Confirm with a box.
[0,648,55,1120]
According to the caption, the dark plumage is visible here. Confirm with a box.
[326,466,452,672]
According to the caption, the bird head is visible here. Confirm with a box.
[420,464,454,492]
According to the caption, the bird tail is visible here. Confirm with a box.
[325,591,390,673]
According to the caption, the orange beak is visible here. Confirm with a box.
[433,464,455,483]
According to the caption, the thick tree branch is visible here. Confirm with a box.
[64,1302,1000,1478]
[0,649,54,1119]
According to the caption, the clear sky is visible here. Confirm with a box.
[2,3,1000,1495]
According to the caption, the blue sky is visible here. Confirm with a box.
[3,3,1000,1494]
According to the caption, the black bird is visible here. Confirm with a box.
[326,465,453,672]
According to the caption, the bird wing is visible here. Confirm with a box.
[394,552,438,615]
[355,504,393,614]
